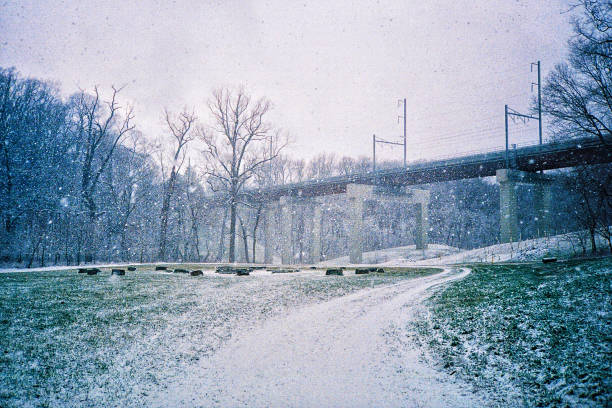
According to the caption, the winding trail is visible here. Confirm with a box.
[153,268,485,407]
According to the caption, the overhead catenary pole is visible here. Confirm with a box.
[504,60,543,171]
[372,134,376,172]
[372,134,403,174]
[531,60,543,145]
[403,98,407,167]
[505,104,509,168]
[537,61,542,145]
[269,136,273,186]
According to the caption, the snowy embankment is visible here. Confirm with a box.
[411,232,610,265]
[318,243,460,266]
[319,231,609,268]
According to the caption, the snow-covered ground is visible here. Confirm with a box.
[318,231,609,267]
[403,232,610,265]
[0,261,139,273]
[3,234,607,406]
[147,268,486,407]
[1,266,489,407]
[413,259,612,407]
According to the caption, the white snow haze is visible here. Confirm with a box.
[0,0,574,161]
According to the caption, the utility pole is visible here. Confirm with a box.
[372,134,403,172]
[531,60,542,145]
[403,98,407,167]
[397,98,407,167]
[371,98,407,172]
[504,60,543,169]
[505,105,538,169]
[268,136,273,186]
[372,134,376,172]
[505,104,509,168]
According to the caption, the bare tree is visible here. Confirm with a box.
[199,87,285,262]
[540,1,611,254]
[157,108,196,261]
[103,131,154,260]
[541,0,611,145]
[184,162,207,261]
[70,86,134,262]
[307,153,337,179]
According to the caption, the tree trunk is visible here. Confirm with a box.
[228,199,237,263]
[190,215,201,261]
[27,233,43,269]
[217,208,228,261]
[158,192,171,261]
[83,195,97,263]
[239,216,250,263]
[159,170,178,261]
[251,205,262,263]
[590,227,597,254]
[40,241,45,267]
[120,228,128,261]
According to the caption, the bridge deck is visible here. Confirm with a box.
[246,137,610,201]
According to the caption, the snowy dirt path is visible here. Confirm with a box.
[152,268,487,408]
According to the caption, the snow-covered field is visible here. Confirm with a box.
[1,265,482,407]
[2,238,609,407]
[149,268,486,407]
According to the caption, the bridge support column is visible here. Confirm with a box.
[498,177,519,243]
[412,190,430,250]
[347,184,375,264]
[497,169,554,243]
[263,202,276,264]
[534,184,552,238]
[280,196,293,264]
[310,202,322,263]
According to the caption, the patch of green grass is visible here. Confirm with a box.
[413,259,611,407]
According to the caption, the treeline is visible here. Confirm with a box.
[0,67,510,267]
[0,67,609,268]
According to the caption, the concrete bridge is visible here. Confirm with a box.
[247,136,610,264]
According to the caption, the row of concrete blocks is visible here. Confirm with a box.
[154,266,203,276]
[262,184,431,265]
[325,267,385,276]
[77,267,136,275]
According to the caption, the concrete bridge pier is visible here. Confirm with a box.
[412,190,430,250]
[346,184,430,264]
[279,196,293,264]
[310,201,322,263]
[347,184,372,264]
[534,183,552,238]
[498,174,519,243]
[263,201,277,264]
[496,169,554,243]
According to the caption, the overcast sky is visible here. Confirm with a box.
[1,0,574,163]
